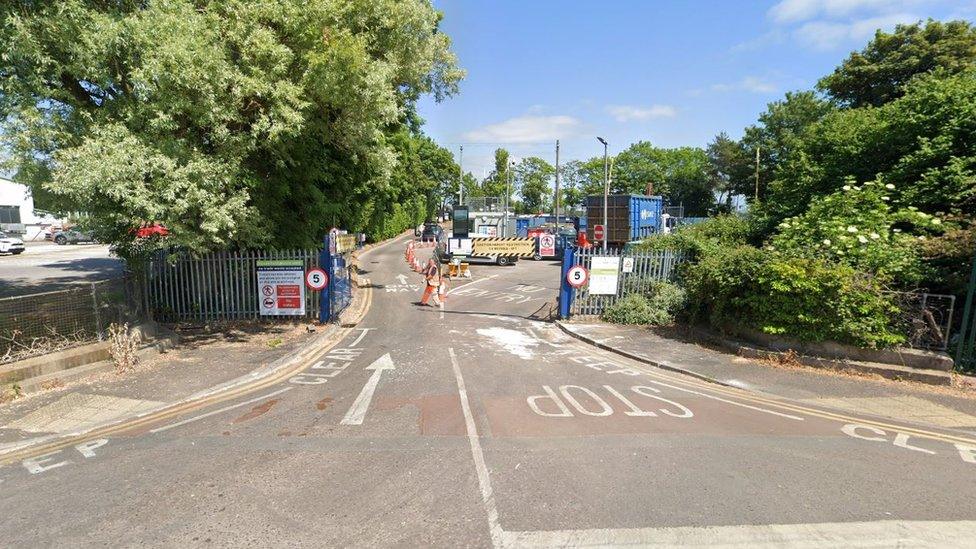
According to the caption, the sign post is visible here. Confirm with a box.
[256,260,306,316]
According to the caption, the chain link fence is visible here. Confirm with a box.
[0,277,143,364]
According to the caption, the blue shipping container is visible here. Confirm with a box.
[585,194,663,243]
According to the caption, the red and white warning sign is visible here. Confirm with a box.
[256,260,306,316]
[566,265,589,288]
[539,233,556,257]
[305,267,328,291]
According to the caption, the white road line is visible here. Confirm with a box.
[502,520,976,548]
[339,353,395,426]
[446,274,498,296]
[448,347,504,549]
[647,379,804,421]
[149,387,293,434]
[348,328,371,347]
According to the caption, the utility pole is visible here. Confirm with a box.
[554,139,560,224]
[755,146,760,201]
[504,160,513,237]
[458,145,463,205]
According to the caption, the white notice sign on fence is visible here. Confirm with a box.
[256,260,306,316]
[589,256,620,295]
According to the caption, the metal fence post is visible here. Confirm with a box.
[91,282,103,340]
[955,248,976,369]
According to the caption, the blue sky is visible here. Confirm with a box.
[417,0,976,177]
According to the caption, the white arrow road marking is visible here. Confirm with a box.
[340,353,395,426]
[395,273,409,285]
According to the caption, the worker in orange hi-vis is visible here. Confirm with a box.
[419,258,441,307]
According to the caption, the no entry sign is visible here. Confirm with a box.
[305,267,328,290]
[566,265,589,288]
[593,224,605,241]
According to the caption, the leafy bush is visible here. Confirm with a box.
[637,215,749,259]
[770,179,941,285]
[683,247,904,348]
[602,283,687,326]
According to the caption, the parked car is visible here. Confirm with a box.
[0,231,25,255]
[133,223,170,239]
[420,222,443,242]
[54,229,96,245]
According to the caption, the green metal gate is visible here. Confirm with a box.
[955,251,976,371]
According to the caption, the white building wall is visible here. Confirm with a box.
[0,177,62,240]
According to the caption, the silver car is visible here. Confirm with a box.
[0,231,25,255]
[54,229,96,245]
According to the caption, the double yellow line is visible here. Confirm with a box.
[0,286,373,466]
[632,357,976,448]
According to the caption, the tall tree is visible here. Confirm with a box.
[741,91,835,200]
[818,19,976,108]
[514,157,554,214]
[0,0,463,254]
[706,132,752,210]
[481,148,512,205]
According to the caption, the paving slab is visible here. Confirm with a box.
[0,322,330,447]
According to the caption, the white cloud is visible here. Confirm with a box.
[710,76,778,94]
[794,12,920,50]
[461,115,583,143]
[768,0,932,24]
[605,104,677,122]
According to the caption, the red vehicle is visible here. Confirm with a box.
[133,223,170,238]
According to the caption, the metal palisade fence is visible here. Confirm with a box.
[143,249,337,322]
[566,247,685,317]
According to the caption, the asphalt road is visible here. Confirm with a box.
[0,243,124,297]
[1,235,975,546]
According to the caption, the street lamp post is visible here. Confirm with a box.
[504,160,514,237]
[597,136,609,251]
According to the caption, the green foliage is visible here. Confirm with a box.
[0,0,463,255]
[481,148,512,201]
[683,247,904,348]
[818,19,976,107]
[763,69,976,230]
[611,142,716,216]
[514,157,555,213]
[602,282,686,326]
[637,215,750,260]
[770,180,943,284]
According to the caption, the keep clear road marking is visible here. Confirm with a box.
[448,347,505,548]
[449,343,976,549]
[149,387,293,434]
[339,353,395,426]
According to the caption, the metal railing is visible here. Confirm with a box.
[568,247,685,317]
[888,291,954,352]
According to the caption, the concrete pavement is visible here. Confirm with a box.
[0,236,974,546]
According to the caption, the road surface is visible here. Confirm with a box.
[0,243,124,297]
[0,234,974,546]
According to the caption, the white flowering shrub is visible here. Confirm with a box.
[769,178,943,284]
